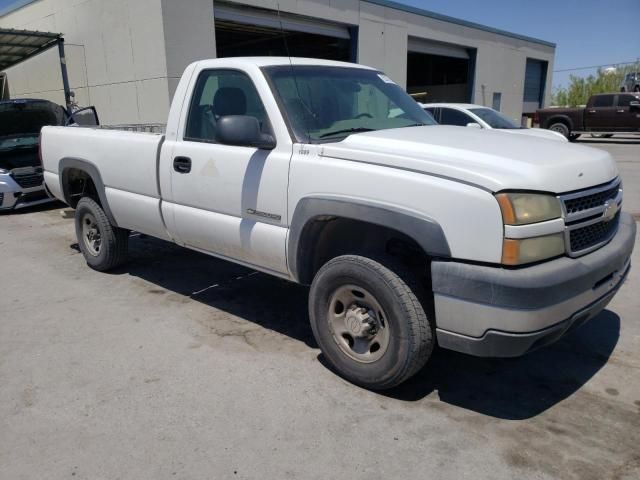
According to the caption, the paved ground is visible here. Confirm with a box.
[1,137,639,480]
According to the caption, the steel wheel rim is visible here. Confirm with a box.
[327,284,390,363]
[550,125,565,134]
[81,212,101,256]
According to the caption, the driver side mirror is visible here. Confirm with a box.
[466,122,482,129]
[216,115,276,150]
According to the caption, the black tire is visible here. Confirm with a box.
[309,255,434,390]
[548,122,570,139]
[74,197,128,271]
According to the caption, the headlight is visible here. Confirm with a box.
[496,193,562,225]
[502,234,565,265]
[0,168,8,174]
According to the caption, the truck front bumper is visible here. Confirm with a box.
[432,212,636,357]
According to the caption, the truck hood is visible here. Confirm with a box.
[0,100,65,137]
[501,127,568,142]
[319,126,617,193]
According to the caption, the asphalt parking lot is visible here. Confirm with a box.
[1,136,639,480]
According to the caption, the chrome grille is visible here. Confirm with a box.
[559,179,622,257]
[564,184,619,215]
[570,212,620,252]
[0,192,4,205]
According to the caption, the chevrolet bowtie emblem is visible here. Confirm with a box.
[602,200,619,222]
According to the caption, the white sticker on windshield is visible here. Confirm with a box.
[377,73,395,84]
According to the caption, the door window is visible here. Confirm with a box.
[423,107,439,122]
[592,95,614,108]
[439,107,474,126]
[184,69,271,143]
[617,94,640,107]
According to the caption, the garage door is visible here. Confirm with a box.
[407,37,469,60]
[406,37,473,103]
[523,58,548,113]
[214,4,354,62]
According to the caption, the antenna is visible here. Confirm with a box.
[276,3,313,142]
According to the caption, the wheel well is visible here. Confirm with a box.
[61,168,100,209]
[296,217,431,286]
[545,116,572,131]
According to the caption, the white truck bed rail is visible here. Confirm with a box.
[99,123,166,134]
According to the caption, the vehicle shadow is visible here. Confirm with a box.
[111,234,316,347]
[377,309,620,419]
[0,200,65,215]
[106,235,619,420]
[576,136,640,145]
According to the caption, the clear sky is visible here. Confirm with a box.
[1,0,638,91]
[399,0,640,90]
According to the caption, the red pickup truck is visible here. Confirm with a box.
[537,93,640,140]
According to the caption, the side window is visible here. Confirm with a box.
[439,108,474,126]
[617,94,638,107]
[185,69,270,143]
[592,95,614,108]
[424,107,438,121]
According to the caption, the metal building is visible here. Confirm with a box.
[0,0,555,126]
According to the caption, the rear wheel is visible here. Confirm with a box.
[548,122,570,139]
[309,255,434,390]
[75,197,128,271]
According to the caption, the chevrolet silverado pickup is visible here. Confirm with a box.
[537,92,640,140]
[41,58,636,390]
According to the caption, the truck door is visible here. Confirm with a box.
[613,94,640,131]
[163,68,291,275]
[585,94,616,131]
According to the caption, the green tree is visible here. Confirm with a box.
[552,63,640,107]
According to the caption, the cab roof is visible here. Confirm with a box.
[193,57,377,70]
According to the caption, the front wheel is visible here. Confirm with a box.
[309,255,434,390]
[75,197,128,271]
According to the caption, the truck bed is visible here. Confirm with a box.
[42,126,171,240]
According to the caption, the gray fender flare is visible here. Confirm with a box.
[59,157,118,226]
[288,196,451,283]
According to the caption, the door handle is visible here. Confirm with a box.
[173,156,192,174]
[587,110,596,114]
[617,109,625,113]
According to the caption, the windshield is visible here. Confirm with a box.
[263,66,436,142]
[468,108,520,129]
[0,133,39,151]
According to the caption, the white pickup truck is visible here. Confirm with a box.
[41,57,635,390]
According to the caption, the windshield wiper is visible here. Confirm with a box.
[319,127,375,139]
[400,123,427,128]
